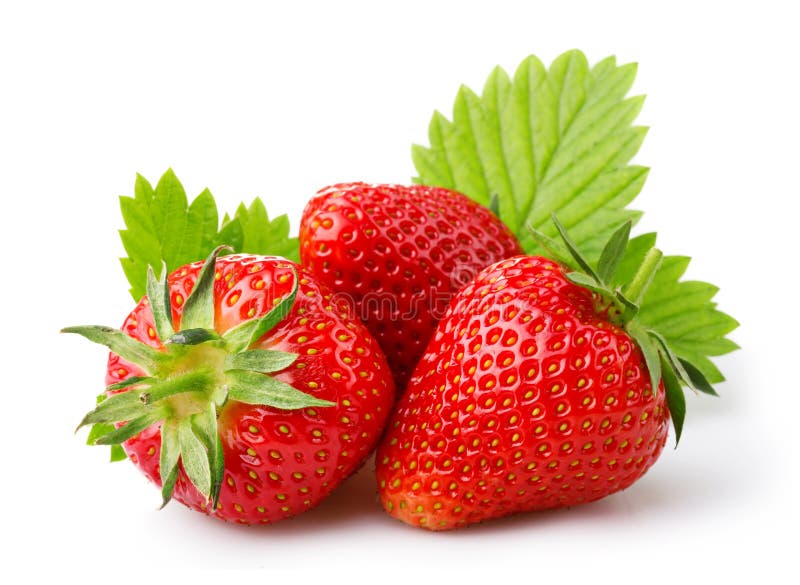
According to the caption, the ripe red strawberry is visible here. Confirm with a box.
[376,219,715,530]
[299,183,523,388]
[65,249,394,524]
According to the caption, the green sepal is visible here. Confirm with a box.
[597,221,632,283]
[94,409,164,445]
[181,245,232,331]
[85,395,129,461]
[177,418,211,499]
[226,369,335,409]
[223,268,299,352]
[565,272,608,298]
[678,358,718,397]
[146,262,174,341]
[527,224,575,268]
[106,376,151,391]
[159,419,180,508]
[191,402,224,508]
[649,330,695,391]
[77,390,150,431]
[61,326,162,374]
[223,349,298,374]
[627,323,662,398]
[551,214,602,283]
[86,423,127,461]
[165,328,220,346]
[661,354,686,445]
[139,370,215,405]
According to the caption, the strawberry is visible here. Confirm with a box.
[299,183,523,388]
[64,248,394,524]
[376,218,717,530]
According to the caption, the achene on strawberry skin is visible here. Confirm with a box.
[67,251,395,525]
[299,183,523,389]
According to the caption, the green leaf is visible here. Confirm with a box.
[61,326,162,374]
[234,198,299,262]
[661,354,686,445]
[177,419,211,500]
[615,237,739,384]
[224,349,298,374]
[181,245,231,330]
[413,50,646,262]
[226,370,335,410]
[119,170,299,302]
[146,263,174,341]
[110,445,127,462]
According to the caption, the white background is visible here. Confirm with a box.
[1,1,797,581]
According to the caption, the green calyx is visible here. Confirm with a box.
[63,247,334,508]
[530,215,718,446]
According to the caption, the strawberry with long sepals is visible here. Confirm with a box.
[65,247,394,523]
[376,217,718,530]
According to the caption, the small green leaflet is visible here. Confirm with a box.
[412,50,646,261]
[119,169,299,301]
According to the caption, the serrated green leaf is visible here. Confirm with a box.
[234,198,299,262]
[414,50,646,260]
[119,170,300,302]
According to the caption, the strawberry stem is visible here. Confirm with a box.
[623,247,663,305]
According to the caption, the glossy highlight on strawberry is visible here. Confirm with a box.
[376,255,670,530]
[300,182,523,388]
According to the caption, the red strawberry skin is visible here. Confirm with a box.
[376,255,669,530]
[299,183,523,388]
[105,255,394,524]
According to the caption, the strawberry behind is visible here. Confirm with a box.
[299,183,523,390]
